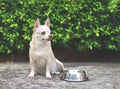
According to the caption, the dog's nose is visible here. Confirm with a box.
[49,35,52,38]
[47,35,52,41]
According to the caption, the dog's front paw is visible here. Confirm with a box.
[46,74,52,79]
[28,73,35,77]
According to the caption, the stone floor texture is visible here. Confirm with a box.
[0,62,120,89]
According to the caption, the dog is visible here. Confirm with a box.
[28,18,64,78]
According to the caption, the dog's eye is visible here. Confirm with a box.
[41,31,46,35]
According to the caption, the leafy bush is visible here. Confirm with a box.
[0,0,120,54]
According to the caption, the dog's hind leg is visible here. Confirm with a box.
[56,59,64,72]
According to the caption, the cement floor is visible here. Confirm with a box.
[0,62,120,89]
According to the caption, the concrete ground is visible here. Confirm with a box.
[0,62,120,89]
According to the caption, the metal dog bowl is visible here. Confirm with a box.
[60,69,88,82]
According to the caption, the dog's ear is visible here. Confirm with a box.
[34,18,41,31]
[45,18,50,28]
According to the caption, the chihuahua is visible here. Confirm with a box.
[28,18,64,78]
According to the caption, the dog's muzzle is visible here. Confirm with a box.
[47,35,52,41]
[42,35,52,41]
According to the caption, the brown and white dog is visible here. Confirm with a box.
[28,18,64,78]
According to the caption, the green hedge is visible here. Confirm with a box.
[0,0,120,54]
